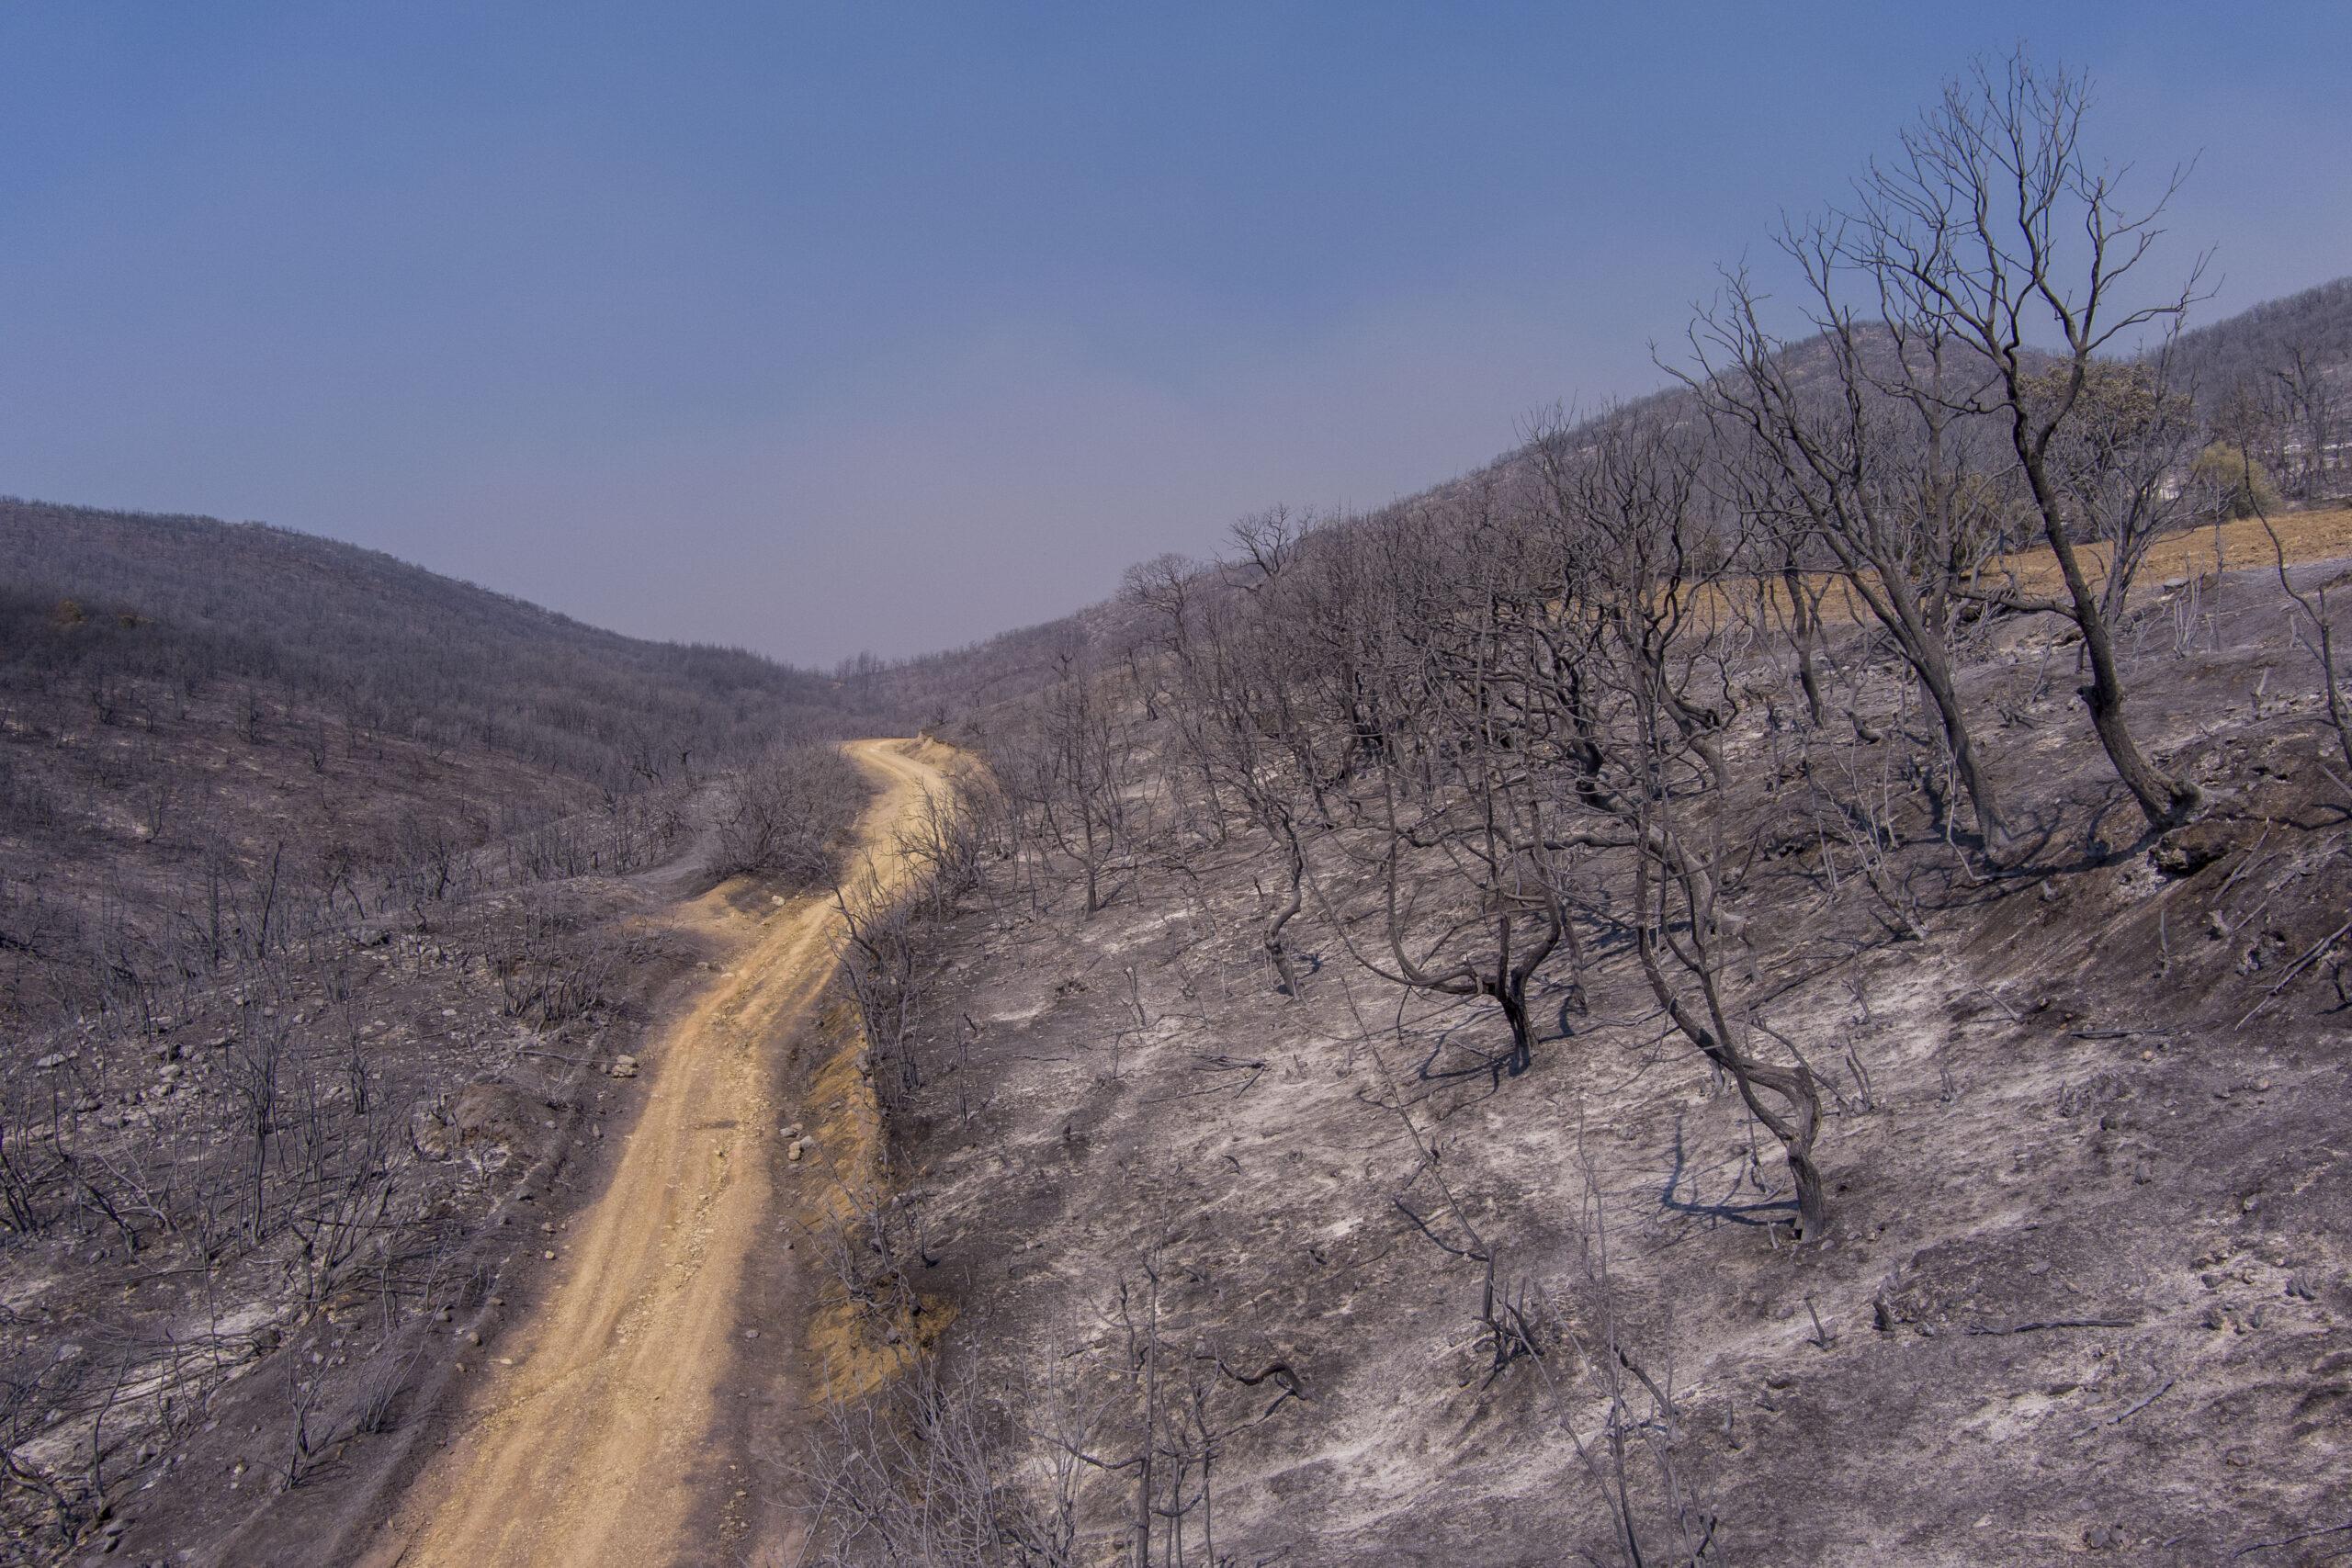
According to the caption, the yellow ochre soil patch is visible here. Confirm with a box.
[1719,505,2352,630]
[1988,504,2352,598]
[794,929,958,1404]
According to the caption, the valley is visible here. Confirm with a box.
[4,37,2352,1568]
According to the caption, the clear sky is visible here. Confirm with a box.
[3,3,2346,664]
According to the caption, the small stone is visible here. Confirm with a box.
[743,1327,760,1340]
[2151,825,2236,877]
[543,1249,557,1260]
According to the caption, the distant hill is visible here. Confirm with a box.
[2170,275,2352,497]
[2173,275,2352,400]
[0,494,888,1041]
[0,497,869,790]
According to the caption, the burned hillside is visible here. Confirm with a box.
[802,59,2352,1568]
[0,502,880,1564]
[814,508,2352,1568]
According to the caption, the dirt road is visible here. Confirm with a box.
[361,739,952,1568]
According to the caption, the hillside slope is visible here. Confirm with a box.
[0,498,863,786]
[876,276,2352,725]
[829,544,2352,1566]
[0,499,876,1564]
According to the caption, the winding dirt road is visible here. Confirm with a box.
[361,739,952,1568]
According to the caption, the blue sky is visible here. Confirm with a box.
[3,3,2346,662]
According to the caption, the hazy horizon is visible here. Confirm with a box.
[5,2,2349,665]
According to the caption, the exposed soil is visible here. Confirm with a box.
[1777,505,2352,627]
[345,739,949,1568]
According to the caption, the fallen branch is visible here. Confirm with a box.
[1966,1315,2135,1337]
[2211,829,2272,902]
[2067,1376,2173,1440]
[2238,916,2352,1029]
[2229,1517,2352,1559]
